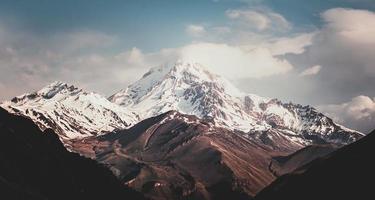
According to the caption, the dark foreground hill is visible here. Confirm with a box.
[255,129,375,200]
[0,108,145,200]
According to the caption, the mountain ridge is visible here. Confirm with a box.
[0,61,363,150]
[0,81,138,141]
[70,110,280,199]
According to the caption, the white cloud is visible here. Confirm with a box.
[84,42,294,82]
[318,96,375,133]
[283,8,375,105]
[226,9,270,30]
[178,43,292,79]
[239,32,316,57]
[267,12,291,30]
[265,33,316,55]
[322,8,375,45]
[186,24,206,37]
[0,24,122,100]
[225,8,291,31]
[115,47,145,66]
[83,42,294,82]
[299,65,322,76]
[317,8,375,76]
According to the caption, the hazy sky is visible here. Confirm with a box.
[0,0,374,132]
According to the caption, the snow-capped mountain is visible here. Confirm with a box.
[109,61,363,148]
[1,81,137,140]
[0,61,363,148]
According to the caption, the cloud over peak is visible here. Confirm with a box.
[178,42,293,79]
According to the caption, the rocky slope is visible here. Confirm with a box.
[71,111,285,200]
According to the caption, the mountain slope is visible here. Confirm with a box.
[255,129,375,200]
[0,107,145,200]
[71,111,284,200]
[109,61,363,149]
[1,81,137,140]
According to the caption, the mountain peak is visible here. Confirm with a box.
[169,60,219,81]
[37,81,81,99]
[2,81,137,140]
[110,61,244,104]
[139,60,220,85]
[109,62,363,147]
[6,81,81,104]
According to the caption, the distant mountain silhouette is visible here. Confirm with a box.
[0,108,145,200]
[255,129,375,200]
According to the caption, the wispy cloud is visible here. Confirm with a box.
[185,24,206,37]
[299,65,322,76]
[225,8,291,32]
[0,23,120,99]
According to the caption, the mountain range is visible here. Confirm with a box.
[1,61,363,150]
[0,61,368,199]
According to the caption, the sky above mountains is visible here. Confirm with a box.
[0,0,374,132]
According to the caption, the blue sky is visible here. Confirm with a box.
[1,0,373,51]
[0,0,237,51]
[0,0,375,132]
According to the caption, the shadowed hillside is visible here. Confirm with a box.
[255,129,375,200]
[0,108,145,200]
